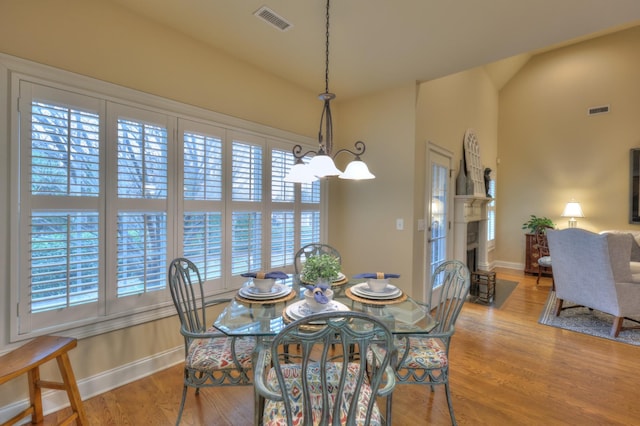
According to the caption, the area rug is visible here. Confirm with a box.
[469,279,518,309]
[538,291,640,346]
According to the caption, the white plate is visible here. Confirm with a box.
[351,282,402,299]
[285,300,350,323]
[239,283,291,300]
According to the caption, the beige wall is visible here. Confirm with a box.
[497,25,640,267]
[328,84,418,287]
[0,0,318,409]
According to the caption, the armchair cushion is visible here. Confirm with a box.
[601,230,640,262]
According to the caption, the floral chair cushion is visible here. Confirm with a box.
[396,337,447,369]
[186,328,255,371]
[368,337,447,370]
[262,362,382,426]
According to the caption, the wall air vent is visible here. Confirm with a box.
[254,6,293,31]
[588,105,610,116]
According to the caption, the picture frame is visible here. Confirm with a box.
[630,148,640,223]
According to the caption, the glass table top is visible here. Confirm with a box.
[214,276,436,337]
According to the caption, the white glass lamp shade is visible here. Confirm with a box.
[561,200,584,228]
[561,201,584,218]
[338,159,375,180]
[308,154,342,177]
[284,163,319,183]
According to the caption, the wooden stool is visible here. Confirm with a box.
[0,335,87,426]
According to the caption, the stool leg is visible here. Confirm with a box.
[56,352,88,426]
[27,366,44,424]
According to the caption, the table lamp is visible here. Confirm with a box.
[561,199,584,228]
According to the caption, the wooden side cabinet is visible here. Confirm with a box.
[524,233,552,276]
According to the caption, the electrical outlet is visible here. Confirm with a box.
[396,218,404,230]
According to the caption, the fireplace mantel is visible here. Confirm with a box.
[454,196,492,271]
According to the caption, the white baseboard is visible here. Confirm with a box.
[0,345,183,424]
[493,260,524,271]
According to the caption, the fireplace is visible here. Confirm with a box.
[454,196,491,272]
[466,247,477,272]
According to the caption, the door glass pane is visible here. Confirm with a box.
[430,161,448,284]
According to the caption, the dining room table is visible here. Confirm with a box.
[214,274,436,339]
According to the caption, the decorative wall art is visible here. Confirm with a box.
[462,129,486,197]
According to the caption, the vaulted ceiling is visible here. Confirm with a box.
[109,0,640,99]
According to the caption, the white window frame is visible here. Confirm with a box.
[4,53,323,342]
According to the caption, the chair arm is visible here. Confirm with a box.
[376,364,397,397]
[253,348,283,402]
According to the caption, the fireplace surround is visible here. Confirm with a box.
[454,195,492,272]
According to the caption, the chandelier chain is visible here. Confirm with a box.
[324,0,330,94]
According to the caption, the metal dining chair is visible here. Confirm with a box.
[370,260,470,425]
[168,258,256,425]
[254,311,397,425]
[294,243,342,275]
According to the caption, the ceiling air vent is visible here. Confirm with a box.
[254,6,293,31]
[588,105,610,116]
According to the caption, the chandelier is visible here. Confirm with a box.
[284,0,374,183]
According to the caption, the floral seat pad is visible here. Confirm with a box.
[369,337,447,370]
[186,328,255,371]
[263,362,382,426]
[396,337,447,369]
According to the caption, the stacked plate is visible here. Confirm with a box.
[238,283,291,300]
[285,300,350,323]
[301,272,347,285]
[350,282,402,300]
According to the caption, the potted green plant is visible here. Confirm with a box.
[522,215,555,234]
[300,253,341,284]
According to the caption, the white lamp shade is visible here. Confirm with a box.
[338,160,375,180]
[561,201,584,218]
[308,154,342,177]
[284,163,319,183]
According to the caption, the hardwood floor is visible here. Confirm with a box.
[46,269,640,425]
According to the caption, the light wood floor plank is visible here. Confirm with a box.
[46,269,640,425]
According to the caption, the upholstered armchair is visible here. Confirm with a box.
[546,228,640,337]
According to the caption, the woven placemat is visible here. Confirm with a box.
[235,289,297,305]
[345,288,407,305]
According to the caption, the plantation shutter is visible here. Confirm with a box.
[181,120,225,288]
[18,82,104,333]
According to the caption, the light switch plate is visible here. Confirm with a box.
[396,218,404,230]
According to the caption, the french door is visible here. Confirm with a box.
[425,144,453,307]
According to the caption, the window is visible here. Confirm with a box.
[9,62,323,340]
[487,179,496,249]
